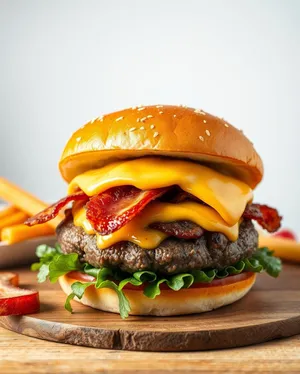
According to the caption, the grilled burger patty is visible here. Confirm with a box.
[56,216,258,274]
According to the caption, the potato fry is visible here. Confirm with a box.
[0,206,19,220]
[259,236,300,263]
[1,223,55,245]
[0,177,63,229]
[0,212,28,231]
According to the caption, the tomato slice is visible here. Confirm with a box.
[272,229,297,241]
[184,272,252,289]
[0,272,19,287]
[122,272,253,291]
[67,271,96,282]
[67,271,252,291]
[0,272,40,316]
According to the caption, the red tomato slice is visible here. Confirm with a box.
[0,272,19,287]
[67,271,252,291]
[67,271,96,282]
[272,229,297,241]
[123,272,252,291]
[0,272,40,316]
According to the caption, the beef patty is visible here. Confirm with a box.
[56,216,258,274]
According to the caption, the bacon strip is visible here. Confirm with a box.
[160,187,202,204]
[24,183,282,241]
[243,203,282,233]
[86,186,169,235]
[24,191,88,227]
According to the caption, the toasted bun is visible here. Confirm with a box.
[59,105,263,188]
[58,272,256,316]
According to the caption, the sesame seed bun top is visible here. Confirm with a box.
[59,105,263,188]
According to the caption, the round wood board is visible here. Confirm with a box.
[1,264,300,351]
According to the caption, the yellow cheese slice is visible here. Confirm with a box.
[68,157,252,226]
[73,201,239,250]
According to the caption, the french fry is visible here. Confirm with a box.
[0,177,63,229]
[259,236,300,263]
[0,212,28,232]
[0,206,19,220]
[1,223,55,245]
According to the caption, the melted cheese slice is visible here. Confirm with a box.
[69,157,252,226]
[73,201,239,250]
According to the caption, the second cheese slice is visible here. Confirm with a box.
[73,201,239,250]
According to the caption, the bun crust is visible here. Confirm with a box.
[59,105,263,188]
[58,272,256,316]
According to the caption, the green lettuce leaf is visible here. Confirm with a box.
[97,280,131,319]
[65,281,94,313]
[64,278,131,319]
[37,263,50,283]
[48,253,82,283]
[118,271,157,290]
[251,247,282,277]
[32,245,282,318]
[144,273,194,299]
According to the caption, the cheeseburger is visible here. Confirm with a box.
[26,105,282,318]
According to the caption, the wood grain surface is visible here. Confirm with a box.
[0,265,300,373]
[1,264,300,353]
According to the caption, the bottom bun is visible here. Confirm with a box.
[59,272,256,316]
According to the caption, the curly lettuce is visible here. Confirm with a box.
[32,244,282,319]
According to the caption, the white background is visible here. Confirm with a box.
[0,0,299,232]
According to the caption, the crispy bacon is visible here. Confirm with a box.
[24,180,282,242]
[243,203,282,233]
[24,191,88,226]
[160,187,202,204]
[150,221,205,239]
[86,186,169,235]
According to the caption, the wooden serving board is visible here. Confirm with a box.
[1,264,300,352]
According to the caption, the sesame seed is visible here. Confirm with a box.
[173,114,177,118]
[224,123,229,127]
[150,124,155,129]
[147,115,153,119]
[140,116,147,122]
[195,109,206,115]
[153,132,159,138]
[205,130,211,136]
[137,107,145,111]
[140,126,145,130]
[90,117,97,124]
[92,140,100,150]
[136,118,140,122]
[76,136,81,142]
[132,106,137,110]
[129,127,136,132]
[156,105,163,108]
[199,136,204,142]
[97,115,103,121]
[116,116,124,122]
[203,119,207,123]
[159,111,163,114]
